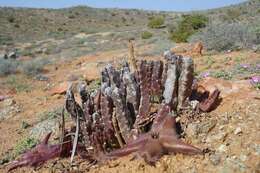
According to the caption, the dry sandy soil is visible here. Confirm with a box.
[0,46,259,173]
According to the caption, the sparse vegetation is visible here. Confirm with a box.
[0,136,37,164]
[5,75,32,92]
[212,70,233,80]
[39,106,70,122]
[0,34,13,45]
[141,31,153,39]
[223,9,242,22]
[20,58,49,76]
[190,22,259,51]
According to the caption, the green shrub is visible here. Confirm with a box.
[148,16,165,29]
[14,137,38,155]
[170,14,208,43]
[0,59,18,76]
[0,136,38,163]
[141,31,153,39]
[7,16,15,23]
[212,71,233,80]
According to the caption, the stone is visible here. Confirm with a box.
[52,94,62,99]
[186,123,199,137]
[7,51,18,59]
[198,119,217,134]
[35,74,49,81]
[234,127,242,135]
[219,125,225,130]
[221,157,247,173]
[3,98,16,106]
[0,102,21,121]
[239,154,247,162]
[217,144,227,153]
[209,153,221,165]
[198,77,254,99]
[49,82,69,95]
[190,100,199,110]
[206,132,228,143]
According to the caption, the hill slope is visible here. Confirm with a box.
[0,0,259,45]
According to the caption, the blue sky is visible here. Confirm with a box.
[0,0,246,11]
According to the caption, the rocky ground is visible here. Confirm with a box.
[0,47,259,173]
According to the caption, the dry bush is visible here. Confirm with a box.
[189,22,259,51]
[0,59,18,76]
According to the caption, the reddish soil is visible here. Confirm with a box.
[0,47,259,173]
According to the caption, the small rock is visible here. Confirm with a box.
[49,82,69,95]
[35,74,49,81]
[238,116,243,120]
[3,98,16,106]
[186,123,199,137]
[239,154,247,162]
[7,51,18,59]
[175,116,181,123]
[198,119,217,134]
[0,157,10,165]
[206,132,228,143]
[52,94,62,99]
[217,144,227,153]
[221,157,247,173]
[219,113,230,125]
[190,100,199,110]
[44,83,54,91]
[231,155,237,159]
[234,127,242,135]
[219,125,225,130]
[0,103,21,121]
[209,153,221,165]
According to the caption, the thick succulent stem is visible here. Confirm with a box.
[178,56,194,111]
